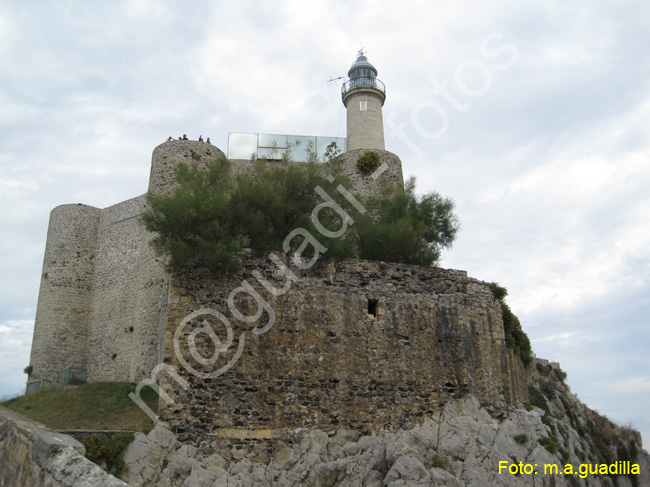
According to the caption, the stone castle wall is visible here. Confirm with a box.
[158,255,529,442]
[28,139,526,444]
[28,195,169,386]
[29,141,223,387]
[85,195,167,383]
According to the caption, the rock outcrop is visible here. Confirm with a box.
[0,406,128,487]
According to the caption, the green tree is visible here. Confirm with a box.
[229,159,357,259]
[355,177,459,266]
[141,159,460,275]
[141,157,357,276]
[323,141,342,162]
[141,158,244,275]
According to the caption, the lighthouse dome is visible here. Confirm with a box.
[348,52,378,79]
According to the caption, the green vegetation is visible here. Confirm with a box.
[0,382,157,431]
[356,150,380,174]
[432,454,450,470]
[354,177,459,266]
[502,302,533,365]
[490,283,533,365]
[323,141,342,162]
[83,432,134,475]
[540,380,558,398]
[558,446,570,463]
[488,282,508,301]
[141,158,460,276]
[509,456,521,476]
[538,436,558,454]
[514,433,529,445]
[528,386,550,415]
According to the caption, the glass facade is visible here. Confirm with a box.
[228,133,346,162]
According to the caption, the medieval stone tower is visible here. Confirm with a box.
[342,50,386,151]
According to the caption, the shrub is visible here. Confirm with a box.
[323,141,342,162]
[529,386,550,415]
[538,436,558,454]
[142,159,460,275]
[355,178,459,267]
[509,456,521,476]
[514,434,529,445]
[502,302,533,365]
[559,447,570,463]
[555,368,567,382]
[542,413,556,434]
[83,432,134,474]
[23,365,33,375]
[489,282,508,301]
[432,454,449,470]
[540,380,558,398]
[356,151,380,174]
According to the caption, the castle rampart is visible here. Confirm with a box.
[158,256,528,442]
[28,139,526,445]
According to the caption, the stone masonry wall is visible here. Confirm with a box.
[85,195,168,383]
[158,255,528,443]
[336,149,404,201]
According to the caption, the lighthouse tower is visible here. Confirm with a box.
[342,50,386,152]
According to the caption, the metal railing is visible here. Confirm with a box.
[341,77,385,96]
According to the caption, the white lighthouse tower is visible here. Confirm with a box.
[341,50,386,152]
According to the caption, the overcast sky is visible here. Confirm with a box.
[1,0,649,446]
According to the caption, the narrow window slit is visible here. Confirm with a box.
[368,298,379,317]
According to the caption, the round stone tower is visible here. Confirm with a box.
[342,50,386,152]
[28,203,100,387]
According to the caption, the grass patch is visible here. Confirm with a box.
[1,382,158,431]
[514,433,529,445]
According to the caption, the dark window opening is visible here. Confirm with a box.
[368,298,379,317]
